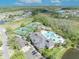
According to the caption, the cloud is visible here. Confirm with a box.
[51,0,61,3]
[15,2,24,6]
[50,0,61,6]
[18,0,42,3]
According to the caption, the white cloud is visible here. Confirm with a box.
[31,0,42,3]
[51,0,61,3]
[18,0,42,3]
[15,2,24,5]
[50,0,61,6]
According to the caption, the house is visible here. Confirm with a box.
[41,30,64,44]
[15,22,44,36]
[15,27,35,36]
[30,32,54,49]
[30,30,65,49]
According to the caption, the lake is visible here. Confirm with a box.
[62,48,79,59]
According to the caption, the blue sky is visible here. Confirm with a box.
[0,0,79,6]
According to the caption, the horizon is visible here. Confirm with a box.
[0,0,79,7]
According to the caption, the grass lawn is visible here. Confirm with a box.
[0,33,2,47]
[42,47,61,58]
[0,50,3,59]
[55,47,70,59]
[0,34,2,43]
[10,50,26,59]
[42,45,72,59]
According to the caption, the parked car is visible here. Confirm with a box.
[32,50,37,55]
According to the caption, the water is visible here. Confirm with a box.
[62,48,79,59]
[0,20,5,24]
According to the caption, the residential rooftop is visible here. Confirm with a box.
[30,32,54,49]
[15,22,44,36]
[30,30,65,49]
[41,30,64,44]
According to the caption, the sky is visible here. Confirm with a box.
[0,0,79,6]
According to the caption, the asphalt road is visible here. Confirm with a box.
[0,28,10,59]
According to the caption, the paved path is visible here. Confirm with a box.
[0,28,10,59]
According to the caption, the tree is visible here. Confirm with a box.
[0,41,2,47]
[33,15,49,26]
[10,50,26,59]
[8,36,20,50]
[20,23,25,27]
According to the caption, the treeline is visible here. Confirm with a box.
[0,6,60,13]
[61,7,79,10]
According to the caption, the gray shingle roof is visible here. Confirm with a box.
[30,32,54,49]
